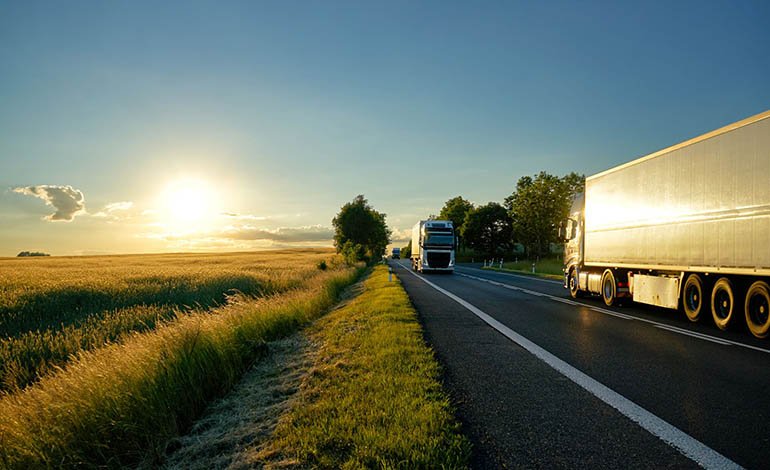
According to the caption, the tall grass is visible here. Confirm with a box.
[0,250,337,392]
[0,264,361,468]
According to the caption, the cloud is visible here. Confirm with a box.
[13,185,86,222]
[92,201,133,219]
[221,212,268,221]
[221,225,334,243]
[103,201,133,212]
[390,227,412,242]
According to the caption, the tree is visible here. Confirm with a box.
[438,196,474,240]
[504,171,585,258]
[17,251,50,257]
[401,240,412,259]
[332,195,391,264]
[460,202,513,256]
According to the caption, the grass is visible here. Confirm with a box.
[0,250,334,392]
[256,265,470,468]
[0,251,362,468]
[0,250,326,336]
[483,257,564,280]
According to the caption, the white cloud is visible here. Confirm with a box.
[104,201,133,212]
[221,224,334,243]
[13,185,86,222]
[221,212,268,221]
[390,227,412,242]
[92,201,134,218]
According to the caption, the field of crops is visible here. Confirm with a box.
[0,249,360,467]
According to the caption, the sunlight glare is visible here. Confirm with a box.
[159,179,219,230]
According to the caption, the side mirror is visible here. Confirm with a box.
[558,219,577,242]
[557,220,567,242]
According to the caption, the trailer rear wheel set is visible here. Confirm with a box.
[575,268,770,339]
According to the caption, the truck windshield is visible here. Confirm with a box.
[424,233,454,246]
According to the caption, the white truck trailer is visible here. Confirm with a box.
[561,110,770,338]
[411,220,456,273]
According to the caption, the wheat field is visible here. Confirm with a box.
[0,249,360,467]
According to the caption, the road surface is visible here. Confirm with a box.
[392,260,770,469]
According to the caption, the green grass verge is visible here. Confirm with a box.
[0,266,362,468]
[483,258,564,280]
[259,265,470,468]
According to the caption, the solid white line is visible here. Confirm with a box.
[455,271,770,355]
[653,325,732,346]
[397,264,742,470]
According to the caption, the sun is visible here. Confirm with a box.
[159,179,219,230]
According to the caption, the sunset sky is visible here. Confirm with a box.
[1,1,769,256]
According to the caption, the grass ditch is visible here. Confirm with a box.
[255,265,471,468]
[0,264,362,468]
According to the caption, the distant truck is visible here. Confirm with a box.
[411,220,456,273]
[561,110,770,338]
[391,247,401,259]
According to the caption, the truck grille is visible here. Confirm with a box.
[427,252,451,268]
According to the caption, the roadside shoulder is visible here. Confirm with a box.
[253,265,470,468]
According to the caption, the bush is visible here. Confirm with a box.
[340,241,367,266]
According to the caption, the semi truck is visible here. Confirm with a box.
[561,110,770,338]
[391,247,401,259]
[411,220,456,273]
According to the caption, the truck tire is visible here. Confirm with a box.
[682,274,704,322]
[711,277,736,330]
[601,269,618,307]
[745,281,770,339]
[568,269,583,299]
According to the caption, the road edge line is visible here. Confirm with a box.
[397,264,742,470]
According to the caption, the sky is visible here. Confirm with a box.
[1,0,769,256]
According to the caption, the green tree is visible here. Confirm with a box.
[438,196,474,246]
[401,240,412,258]
[332,195,391,264]
[460,202,513,256]
[504,171,585,258]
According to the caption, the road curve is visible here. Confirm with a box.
[392,260,770,469]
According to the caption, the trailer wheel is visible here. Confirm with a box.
[682,274,704,322]
[711,277,736,330]
[568,269,583,299]
[745,281,770,339]
[601,269,618,307]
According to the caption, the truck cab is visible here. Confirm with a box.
[412,220,456,273]
[560,193,584,297]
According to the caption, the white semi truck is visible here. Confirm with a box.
[562,110,770,338]
[411,220,456,273]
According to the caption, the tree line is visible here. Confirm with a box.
[405,171,585,259]
[330,171,584,265]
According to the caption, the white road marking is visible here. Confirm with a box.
[396,264,742,470]
[454,271,770,355]
[653,325,732,346]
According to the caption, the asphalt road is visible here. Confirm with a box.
[391,260,770,469]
